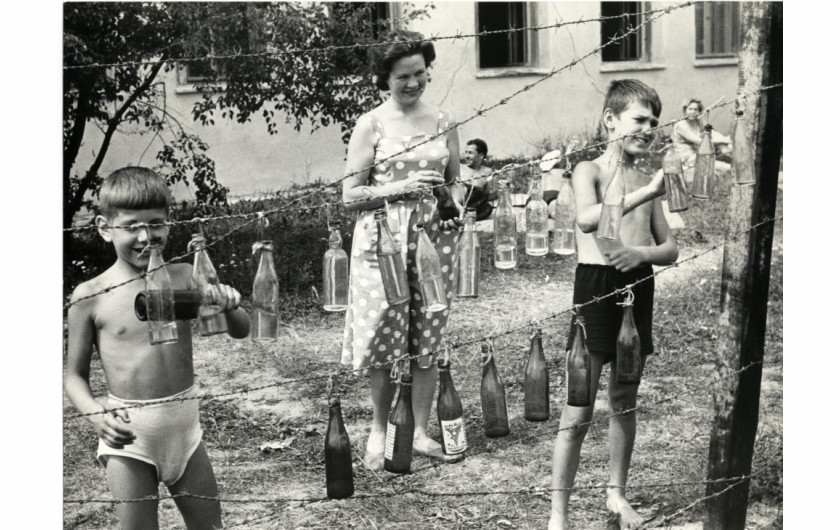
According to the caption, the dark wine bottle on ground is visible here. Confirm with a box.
[437,358,467,455]
[480,344,510,438]
[524,327,550,422]
[567,315,591,407]
[384,373,414,473]
[616,294,642,385]
[325,397,354,499]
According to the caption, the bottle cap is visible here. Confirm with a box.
[562,170,572,180]
[437,358,450,369]
[329,397,341,408]
[400,373,413,384]
[735,109,744,117]
[416,222,425,230]
[328,219,341,229]
[575,314,587,325]
[704,124,713,132]
[374,208,386,219]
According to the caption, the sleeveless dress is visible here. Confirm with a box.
[341,110,460,372]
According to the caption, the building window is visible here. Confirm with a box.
[477,2,529,68]
[695,1,740,58]
[600,2,651,62]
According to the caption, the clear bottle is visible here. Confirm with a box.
[252,240,279,340]
[437,356,467,455]
[384,373,415,474]
[524,326,550,422]
[145,244,179,345]
[662,139,690,213]
[323,220,349,312]
[480,342,510,438]
[551,170,576,255]
[567,315,591,407]
[375,209,410,305]
[616,292,642,385]
[135,290,202,322]
[325,396,354,499]
[415,223,447,313]
[525,167,549,256]
[691,124,716,200]
[731,108,756,185]
[189,233,228,337]
[493,179,517,269]
[456,208,480,298]
[596,159,626,240]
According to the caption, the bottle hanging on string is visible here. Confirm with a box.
[145,243,179,345]
[662,139,690,213]
[415,223,447,313]
[551,170,576,255]
[252,240,279,340]
[525,167,549,256]
[691,124,716,200]
[493,178,517,269]
[135,289,202,322]
[596,159,626,240]
[524,326,550,422]
[456,208,480,298]
[323,220,349,312]
[567,315,591,407]
[325,396,354,499]
[189,233,228,336]
[731,108,756,186]
[384,372,415,474]
[437,354,468,456]
[480,342,510,438]
[616,291,642,385]
[375,208,410,305]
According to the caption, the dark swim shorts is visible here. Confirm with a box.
[565,263,655,363]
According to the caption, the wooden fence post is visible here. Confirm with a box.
[705,2,782,529]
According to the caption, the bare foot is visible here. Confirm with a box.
[606,494,644,529]
[364,429,386,471]
[413,436,465,463]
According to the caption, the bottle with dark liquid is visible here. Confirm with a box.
[551,170,576,256]
[135,290,202,322]
[731,108,756,185]
[662,139,690,213]
[567,315,591,407]
[437,356,467,456]
[323,220,349,312]
[145,243,179,345]
[691,124,715,200]
[189,233,228,336]
[480,342,510,438]
[252,240,279,340]
[525,167,549,256]
[325,396,354,499]
[616,291,642,385]
[415,223,447,313]
[456,208,480,298]
[493,178,517,270]
[384,373,415,474]
[524,326,550,422]
[375,209,410,305]
[596,159,626,240]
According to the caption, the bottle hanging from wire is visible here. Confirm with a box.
[480,342,510,438]
[189,233,228,336]
[375,208,410,305]
[691,124,716,200]
[437,349,467,456]
[551,170,576,255]
[325,395,354,499]
[384,372,415,474]
[567,314,591,407]
[731,107,756,185]
[252,240,279,340]
[596,159,626,240]
[323,220,349,312]
[415,223,447,313]
[662,139,690,213]
[145,243,179,345]
[525,166,549,256]
[135,289,202,322]
[493,178,517,269]
[456,208,480,298]
[615,291,642,385]
[524,325,550,422]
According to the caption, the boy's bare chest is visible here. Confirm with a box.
[94,283,147,341]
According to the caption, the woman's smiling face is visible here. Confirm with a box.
[387,53,428,105]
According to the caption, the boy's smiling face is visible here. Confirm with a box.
[606,100,659,157]
[97,207,171,271]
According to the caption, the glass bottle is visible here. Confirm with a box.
[493,179,517,269]
[456,208,480,298]
[384,373,415,474]
[325,396,354,499]
[662,139,690,213]
[437,356,467,456]
[375,209,410,305]
[480,343,510,438]
[596,159,626,240]
[731,108,756,185]
[323,220,349,312]
[415,223,447,313]
[691,124,715,200]
[134,289,201,322]
[525,168,549,256]
[616,292,642,385]
[551,169,576,255]
[189,233,228,336]
[524,326,550,422]
[252,240,279,340]
[567,315,591,407]
[145,243,179,345]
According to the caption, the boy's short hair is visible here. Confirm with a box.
[603,79,662,118]
[368,29,436,92]
[467,138,488,157]
[98,166,171,218]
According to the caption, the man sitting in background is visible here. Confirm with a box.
[460,138,496,221]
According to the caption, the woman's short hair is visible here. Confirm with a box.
[368,29,436,91]
[683,98,704,114]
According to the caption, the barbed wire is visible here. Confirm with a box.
[63,3,697,72]
[638,473,753,529]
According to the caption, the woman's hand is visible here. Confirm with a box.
[399,170,445,196]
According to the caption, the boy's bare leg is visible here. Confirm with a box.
[411,362,464,463]
[605,357,646,529]
[365,369,397,470]
[169,442,222,530]
[549,353,606,530]
[105,456,161,530]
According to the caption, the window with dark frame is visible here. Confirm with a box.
[695,1,740,58]
[600,2,643,62]
[477,2,529,68]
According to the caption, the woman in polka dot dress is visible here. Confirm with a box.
[341,30,465,469]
